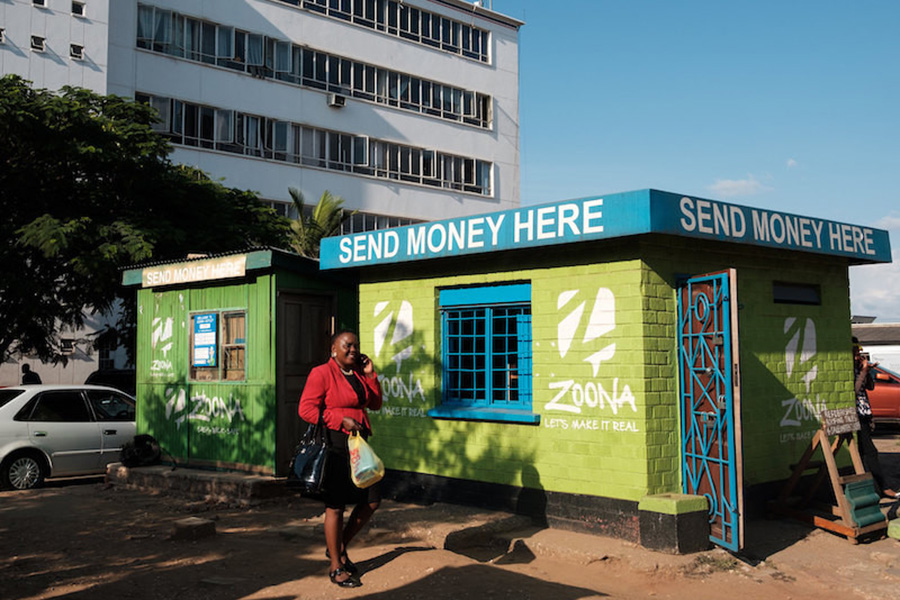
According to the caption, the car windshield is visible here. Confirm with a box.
[876,365,900,379]
[0,389,26,409]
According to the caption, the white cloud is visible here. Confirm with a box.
[786,158,798,168]
[707,175,773,198]
[874,214,900,230]
[850,249,900,322]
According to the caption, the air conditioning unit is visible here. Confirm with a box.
[327,93,346,108]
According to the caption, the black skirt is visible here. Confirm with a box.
[322,428,382,510]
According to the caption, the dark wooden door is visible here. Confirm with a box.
[275,293,333,476]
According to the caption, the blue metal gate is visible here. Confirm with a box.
[678,271,742,551]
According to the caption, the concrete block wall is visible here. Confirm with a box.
[361,258,662,504]
[640,237,854,487]
[360,235,856,512]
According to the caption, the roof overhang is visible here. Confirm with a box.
[319,189,892,270]
[122,248,323,288]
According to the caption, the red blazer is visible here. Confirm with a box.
[298,358,383,434]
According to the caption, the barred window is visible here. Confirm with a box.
[432,284,536,423]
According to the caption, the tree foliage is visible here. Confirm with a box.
[287,187,356,259]
[0,75,290,363]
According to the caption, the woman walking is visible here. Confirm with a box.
[298,330,383,588]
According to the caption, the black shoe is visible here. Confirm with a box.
[325,549,359,574]
[329,567,362,588]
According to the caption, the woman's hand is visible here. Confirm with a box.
[359,354,375,377]
[342,417,362,432]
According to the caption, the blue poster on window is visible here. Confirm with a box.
[193,313,217,367]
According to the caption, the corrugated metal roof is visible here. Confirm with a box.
[852,323,900,345]
[119,246,304,271]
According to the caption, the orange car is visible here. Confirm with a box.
[869,365,900,425]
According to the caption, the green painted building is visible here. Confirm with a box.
[319,189,892,551]
[123,248,356,476]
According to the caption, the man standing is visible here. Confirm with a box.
[853,337,897,498]
[21,364,42,385]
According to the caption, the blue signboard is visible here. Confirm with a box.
[193,313,218,367]
[648,190,892,262]
[319,189,892,269]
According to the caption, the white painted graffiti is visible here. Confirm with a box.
[785,317,818,393]
[195,425,240,436]
[780,317,825,433]
[543,416,640,432]
[150,316,176,378]
[379,406,426,418]
[152,317,174,357]
[150,359,173,377]
[164,387,246,433]
[372,300,426,408]
[557,287,616,376]
[382,373,426,403]
[546,378,637,416]
[780,396,828,428]
[373,300,414,371]
[547,288,637,428]
[780,429,817,444]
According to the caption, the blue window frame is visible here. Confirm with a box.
[430,284,538,424]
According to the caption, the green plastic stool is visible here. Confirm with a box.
[844,479,885,528]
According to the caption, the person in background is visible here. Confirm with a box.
[21,364,42,385]
[853,337,898,499]
[298,330,383,588]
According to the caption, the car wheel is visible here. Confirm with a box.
[1,452,47,490]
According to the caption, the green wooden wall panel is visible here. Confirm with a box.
[135,263,357,473]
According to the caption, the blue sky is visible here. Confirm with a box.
[494,0,900,321]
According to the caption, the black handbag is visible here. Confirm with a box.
[286,412,329,495]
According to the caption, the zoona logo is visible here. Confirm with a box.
[372,301,425,405]
[373,300,413,372]
[546,287,636,416]
[557,287,616,377]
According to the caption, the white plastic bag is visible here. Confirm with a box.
[348,432,384,488]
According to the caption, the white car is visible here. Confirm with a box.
[0,385,136,490]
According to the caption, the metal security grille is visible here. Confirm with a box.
[442,304,532,409]
[678,271,741,551]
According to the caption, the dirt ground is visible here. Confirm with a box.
[2,432,900,600]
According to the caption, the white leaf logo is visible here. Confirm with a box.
[558,288,616,377]
[784,317,817,393]
[373,300,414,372]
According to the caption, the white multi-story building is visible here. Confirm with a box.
[1,0,522,227]
[0,0,522,385]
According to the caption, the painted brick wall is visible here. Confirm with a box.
[640,238,854,486]
[360,236,855,507]
[361,259,658,503]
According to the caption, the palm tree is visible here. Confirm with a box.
[288,188,356,259]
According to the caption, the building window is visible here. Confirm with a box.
[72,1,85,17]
[0,29,5,44]
[278,0,491,63]
[31,35,45,52]
[96,335,117,370]
[190,311,246,381]
[136,92,494,197]
[773,282,821,305]
[134,5,492,129]
[33,0,47,7]
[70,43,84,60]
[431,284,536,423]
